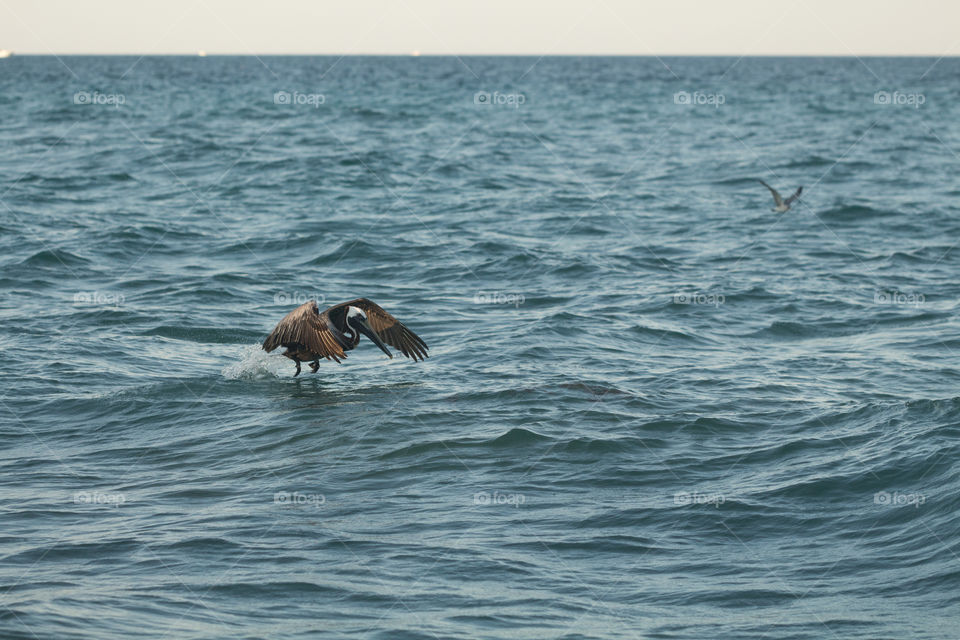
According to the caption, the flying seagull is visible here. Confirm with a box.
[263,298,428,376]
[757,179,803,212]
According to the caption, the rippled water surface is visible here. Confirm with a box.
[1,56,959,639]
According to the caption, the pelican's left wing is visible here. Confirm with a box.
[785,186,803,205]
[757,179,783,207]
[338,298,429,361]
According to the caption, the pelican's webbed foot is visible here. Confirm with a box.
[310,360,320,373]
[293,360,301,377]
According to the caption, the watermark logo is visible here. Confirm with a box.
[74,491,126,507]
[674,491,725,507]
[273,90,326,108]
[874,490,925,508]
[473,291,525,307]
[274,291,325,306]
[474,491,525,507]
[874,290,924,307]
[672,292,725,307]
[474,91,526,108]
[73,291,125,306]
[874,91,925,108]
[273,491,325,507]
[73,91,125,107]
[674,91,725,108]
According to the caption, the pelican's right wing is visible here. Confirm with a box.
[262,301,349,362]
[757,179,783,207]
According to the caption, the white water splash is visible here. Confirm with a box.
[221,344,287,380]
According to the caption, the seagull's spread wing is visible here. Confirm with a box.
[331,298,429,361]
[757,179,783,207]
[785,186,803,205]
[262,301,348,362]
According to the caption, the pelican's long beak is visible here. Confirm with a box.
[356,320,393,358]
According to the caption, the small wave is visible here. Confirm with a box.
[816,204,894,221]
[749,320,847,340]
[299,238,393,266]
[868,247,955,266]
[780,154,836,168]
[471,177,510,190]
[142,326,261,344]
[349,106,389,118]
[489,427,551,446]
[18,248,90,267]
[380,427,552,461]
[561,435,668,454]
[202,581,345,597]
[713,177,761,186]
[631,323,707,343]
[807,103,850,116]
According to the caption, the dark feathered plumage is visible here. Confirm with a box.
[262,298,428,375]
[757,179,803,212]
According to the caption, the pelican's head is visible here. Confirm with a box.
[345,306,392,358]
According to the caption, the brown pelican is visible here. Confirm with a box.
[757,179,803,212]
[262,298,428,376]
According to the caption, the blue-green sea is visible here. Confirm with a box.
[1,55,959,639]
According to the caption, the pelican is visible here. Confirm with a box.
[757,179,803,212]
[262,298,428,376]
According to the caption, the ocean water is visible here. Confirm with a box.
[1,55,959,639]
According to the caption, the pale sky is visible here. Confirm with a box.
[1,0,959,56]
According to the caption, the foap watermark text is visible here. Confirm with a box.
[74,291,125,307]
[874,491,925,508]
[674,91,725,108]
[274,291,325,306]
[474,91,526,108]
[874,91,925,108]
[274,491,326,507]
[73,91,125,107]
[474,291,525,307]
[874,290,924,307]
[474,491,526,507]
[674,491,726,507]
[673,292,725,307]
[74,491,126,507]
[274,90,326,108]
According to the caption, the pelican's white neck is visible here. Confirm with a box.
[346,306,366,322]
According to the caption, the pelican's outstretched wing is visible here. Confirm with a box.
[757,179,783,207]
[785,186,803,205]
[262,301,349,362]
[327,298,429,361]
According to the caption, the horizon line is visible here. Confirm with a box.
[4,52,960,58]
